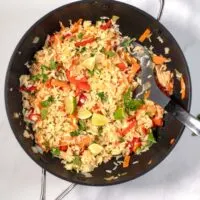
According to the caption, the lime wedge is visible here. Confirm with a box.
[64,96,76,114]
[88,143,103,155]
[91,113,108,126]
[82,57,96,71]
[78,108,92,119]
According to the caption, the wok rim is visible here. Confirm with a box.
[4,0,192,186]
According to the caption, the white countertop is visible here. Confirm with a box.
[1,0,200,199]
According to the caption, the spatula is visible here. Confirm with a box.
[130,42,200,136]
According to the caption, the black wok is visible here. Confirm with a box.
[5,0,192,186]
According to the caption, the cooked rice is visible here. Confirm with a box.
[19,17,174,173]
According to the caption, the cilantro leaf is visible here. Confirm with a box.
[49,60,57,70]
[121,38,134,48]
[78,32,84,40]
[106,51,115,57]
[41,108,48,120]
[41,96,54,107]
[78,120,87,131]
[73,156,82,166]
[51,147,60,157]
[97,92,107,102]
[70,130,80,137]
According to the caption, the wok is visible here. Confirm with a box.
[5,0,192,186]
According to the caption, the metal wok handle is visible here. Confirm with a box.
[157,0,165,21]
[166,100,200,136]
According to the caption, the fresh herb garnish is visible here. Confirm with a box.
[100,47,105,53]
[106,51,115,58]
[51,147,60,156]
[88,69,95,76]
[98,127,103,135]
[73,156,82,166]
[119,137,125,143]
[97,92,107,102]
[49,60,57,70]
[90,52,95,57]
[80,46,86,53]
[70,130,80,137]
[123,89,144,112]
[77,32,84,40]
[41,108,48,120]
[114,107,125,120]
[147,130,156,144]
[31,74,41,81]
[78,120,87,131]
[41,96,54,107]
[121,38,134,48]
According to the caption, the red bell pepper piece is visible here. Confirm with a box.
[100,20,112,30]
[66,70,91,92]
[120,119,136,136]
[116,62,127,71]
[59,145,68,151]
[75,38,95,47]
[20,86,37,92]
[78,93,87,106]
[28,113,40,122]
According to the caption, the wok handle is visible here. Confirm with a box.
[157,0,165,21]
[166,100,200,136]
[55,183,77,200]
[40,169,46,200]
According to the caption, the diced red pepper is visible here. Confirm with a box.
[64,33,72,38]
[78,93,87,106]
[120,119,136,136]
[77,81,90,92]
[75,38,95,47]
[59,145,68,151]
[131,138,141,152]
[153,117,163,127]
[117,62,127,71]
[100,20,112,30]
[28,113,40,122]
[66,70,90,92]
[20,86,37,92]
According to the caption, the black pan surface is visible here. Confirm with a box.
[5,0,192,186]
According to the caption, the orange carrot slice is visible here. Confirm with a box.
[180,76,186,99]
[139,28,151,42]
[123,155,131,168]
[152,55,167,65]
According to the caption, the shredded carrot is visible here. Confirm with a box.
[152,55,167,65]
[123,155,131,168]
[153,117,163,127]
[51,79,70,89]
[144,90,150,99]
[139,28,151,42]
[132,62,141,74]
[180,76,186,99]
[71,18,83,33]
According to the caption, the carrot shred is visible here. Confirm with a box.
[144,90,150,99]
[180,76,186,99]
[51,79,70,89]
[71,18,83,33]
[153,117,163,127]
[139,28,151,42]
[123,155,131,168]
[152,55,167,65]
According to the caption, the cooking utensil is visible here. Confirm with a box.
[40,169,46,200]
[131,42,200,136]
[5,0,192,186]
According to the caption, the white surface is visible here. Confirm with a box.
[0,0,200,199]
